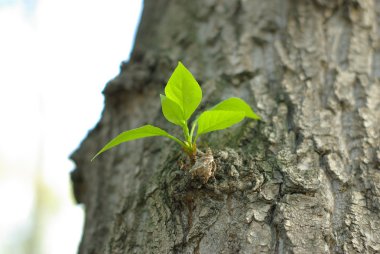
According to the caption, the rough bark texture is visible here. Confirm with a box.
[71,0,380,253]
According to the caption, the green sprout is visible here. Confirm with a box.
[91,62,260,162]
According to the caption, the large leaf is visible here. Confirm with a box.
[165,62,202,120]
[196,110,245,136]
[160,94,186,127]
[91,125,183,161]
[211,97,260,120]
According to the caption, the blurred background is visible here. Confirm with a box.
[0,0,143,253]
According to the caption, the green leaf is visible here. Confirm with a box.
[160,94,186,127]
[165,62,202,120]
[91,125,184,161]
[211,97,260,120]
[196,110,245,136]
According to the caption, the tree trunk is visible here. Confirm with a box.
[71,0,380,253]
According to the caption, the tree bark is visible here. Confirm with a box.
[71,0,380,253]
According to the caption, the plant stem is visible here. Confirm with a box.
[189,120,197,142]
[183,123,192,144]
[165,133,187,148]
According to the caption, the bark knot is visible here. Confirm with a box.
[189,148,217,184]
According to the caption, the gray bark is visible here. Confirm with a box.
[71,0,380,253]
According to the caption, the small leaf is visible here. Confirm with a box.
[160,94,186,127]
[91,125,183,161]
[197,110,245,136]
[165,62,202,120]
[211,97,260,120]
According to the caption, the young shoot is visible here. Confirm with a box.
[91,62,260,162]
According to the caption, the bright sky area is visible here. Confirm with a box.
[0,0,143,253]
